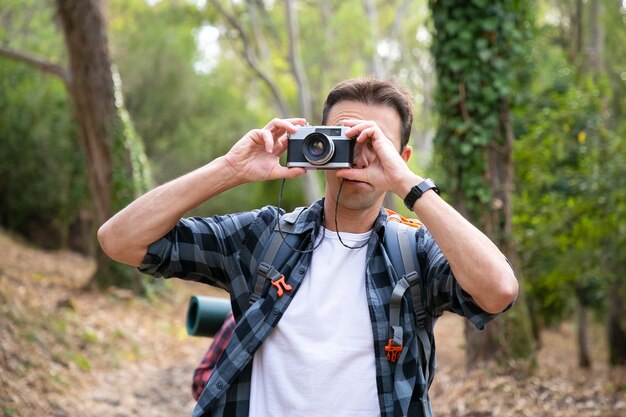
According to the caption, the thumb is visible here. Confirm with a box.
[274,166,306,179]
[336,168,368,183]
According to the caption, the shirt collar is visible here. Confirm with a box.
[288,199,390,239]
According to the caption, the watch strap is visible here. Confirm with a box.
[403,178,440,210]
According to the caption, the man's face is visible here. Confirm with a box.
[324,100,407,212]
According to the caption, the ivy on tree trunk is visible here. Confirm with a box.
[429,0,535,366]
[56,0,152,290]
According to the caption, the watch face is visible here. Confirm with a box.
[418,179,436,194]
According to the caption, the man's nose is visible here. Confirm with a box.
[352,142,375,169]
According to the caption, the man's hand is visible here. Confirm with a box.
[98,117,308,267]
[223,118,307,183]
[336,119,420,198]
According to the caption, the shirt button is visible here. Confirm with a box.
[273,308,280,315]
[216,381,224,389]
[247,346,254,353]
[298,267,305,274]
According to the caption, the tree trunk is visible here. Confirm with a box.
[363,0,385,77]
[1,1,148,289]
[608,278,626,365]
[574,0,583,55]
[362,0,400,211]
[464,100,534,367]
[587,0,604,75]
[55,0,128,287]
[213,0,321,204]
[285,0,321,203]
[576,301,592,368]
[57,0,114,230]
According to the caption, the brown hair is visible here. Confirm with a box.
[321,77,414,149]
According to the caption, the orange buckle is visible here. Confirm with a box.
[271,275,292,297]
[384,339,402,363]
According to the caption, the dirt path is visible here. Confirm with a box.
[1,231,625,417]
[42,278,223,417]
[0,231,216,417]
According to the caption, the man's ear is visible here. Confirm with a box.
[401,145,412,163]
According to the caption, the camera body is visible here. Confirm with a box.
[286,125,355,169]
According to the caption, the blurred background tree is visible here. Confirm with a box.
[0,0,152,289]
[514,0,626,366]
[1,0,625,367]
[429,0,535,366]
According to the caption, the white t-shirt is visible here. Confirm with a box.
[249,228,381,417]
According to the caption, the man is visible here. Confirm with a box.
[98,77,518,417]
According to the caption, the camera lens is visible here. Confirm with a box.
[303,133,335,165]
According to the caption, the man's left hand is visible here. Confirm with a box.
[336,119,421,198]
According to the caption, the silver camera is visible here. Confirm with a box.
[286,125,355,169]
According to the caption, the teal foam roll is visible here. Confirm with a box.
[186,295,231,337]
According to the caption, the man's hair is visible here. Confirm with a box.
[321,77,414,149]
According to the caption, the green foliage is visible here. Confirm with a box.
[1,0,436,239]
[0,60,88,248]
[515,74,626,322]
[513,3,626,327]
[108,0,280,214]
[0,0,90,248]
[107,0,432,215]
[429,0,533,219]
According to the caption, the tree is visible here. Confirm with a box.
[0,0,152,289]
[429,0,535,366]
[514,0,626,367]
[204,0,434,206]
[207,0,324,202]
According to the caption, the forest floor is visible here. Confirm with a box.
[1,229,625,417]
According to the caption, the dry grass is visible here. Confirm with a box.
[430,309,626,416]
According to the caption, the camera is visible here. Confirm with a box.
[286,125,355,169]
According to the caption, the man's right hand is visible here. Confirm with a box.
[98,117,308,267]
[223,118,308,183]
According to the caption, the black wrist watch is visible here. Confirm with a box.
[403,178,440,210]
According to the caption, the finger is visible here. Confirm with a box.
[263,117,282,130]
[338,119,363,127]
[285,117,307,126]
[248,129,265,146]
[274,134,290,156]
[356,126,379,143]
[343,120,376,140]
[262,130,274,153]
[264,118,306,134]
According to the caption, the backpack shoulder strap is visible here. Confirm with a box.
[385,214,426,330]
[248,207,305,307]
[384,214,433,397]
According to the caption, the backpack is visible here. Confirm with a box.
[247,207,434,395]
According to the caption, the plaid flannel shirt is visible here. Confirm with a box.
[139,199,504,417]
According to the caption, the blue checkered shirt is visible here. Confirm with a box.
[139,199,504,416]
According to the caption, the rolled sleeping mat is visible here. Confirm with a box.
[186,295,231,337]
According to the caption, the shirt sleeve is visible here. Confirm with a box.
[138,209,262,289]
[416,227,513,330]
